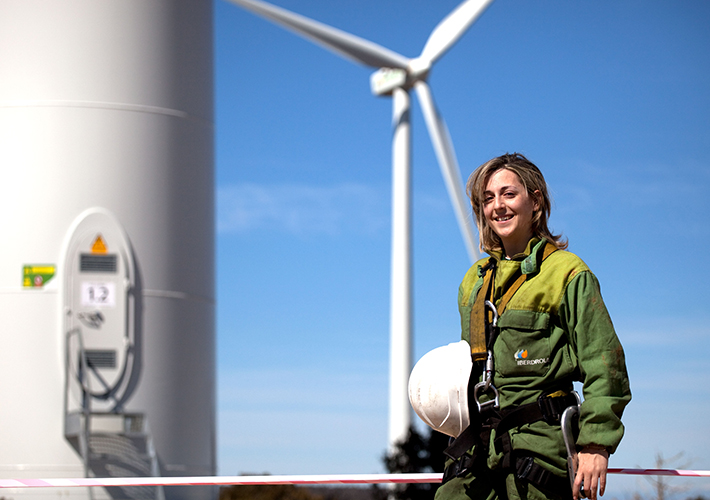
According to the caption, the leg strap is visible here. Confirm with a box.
[443,424,479,461]
[515,456,572,498]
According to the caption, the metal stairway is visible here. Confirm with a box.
[64,329,165,500]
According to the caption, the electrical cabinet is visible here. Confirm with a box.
[62,208,137,410]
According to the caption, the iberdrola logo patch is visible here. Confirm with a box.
[515,348,549,366]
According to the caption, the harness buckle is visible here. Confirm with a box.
[442,454,477,484]
[515,456,535,481]
[473,379,500,412]
[537,390,581,424]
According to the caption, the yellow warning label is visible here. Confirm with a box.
[23,265,56,288]
[91,235,108,254]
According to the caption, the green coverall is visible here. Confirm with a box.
[435,238,632,500]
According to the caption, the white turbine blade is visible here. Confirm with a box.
[226,0,410,70]
[418,0,494,66]
[414,81,479,262]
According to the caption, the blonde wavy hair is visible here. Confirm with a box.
[467,153,567,254]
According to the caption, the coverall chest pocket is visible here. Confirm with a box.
[494,310,552,378]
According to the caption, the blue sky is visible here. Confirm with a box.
[213,0,710,495]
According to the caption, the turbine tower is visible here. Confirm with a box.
[227,0,490,449]
[0,2,215,499]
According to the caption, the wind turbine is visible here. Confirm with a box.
[226,0,491,449]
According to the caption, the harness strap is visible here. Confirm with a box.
[469,260,495,361]
[495,392,579,440]
[442,418,495,483]
[443,423,480,461]
[442,391,579,486]
[444,391,577,462]
[441,452,479,484]
[515,456,572,497]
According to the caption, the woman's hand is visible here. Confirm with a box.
[573,446,609,500]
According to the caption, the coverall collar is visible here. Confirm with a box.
[484,237,548,276]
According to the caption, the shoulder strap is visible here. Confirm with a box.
[469,260,496,361]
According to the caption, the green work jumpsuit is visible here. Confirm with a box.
[435,238,632,500]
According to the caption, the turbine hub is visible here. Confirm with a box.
[407,57,431,81]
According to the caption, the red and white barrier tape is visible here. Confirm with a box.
[0,474,439,489]
[608,468,710,477]
[1,470,709,489]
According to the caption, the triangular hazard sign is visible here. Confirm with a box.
[91,235,108,254]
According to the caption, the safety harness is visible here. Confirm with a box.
[442,242,578,497]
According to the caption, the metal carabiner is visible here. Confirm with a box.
[473,349,497,411]
[473,375,500,412]
[473,300,501,411]
[480,350,494,390]
[561,393,586,498]
[484,300,499,328]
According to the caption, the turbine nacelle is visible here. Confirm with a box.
[370,64,430,96]
[370,68,408,96]
[370,58,432,97]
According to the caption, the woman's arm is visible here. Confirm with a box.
[559,271,632,499]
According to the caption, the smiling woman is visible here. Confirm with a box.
[419,153,632,500]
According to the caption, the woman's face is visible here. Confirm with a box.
[483,168,539,256]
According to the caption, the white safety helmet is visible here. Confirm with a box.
[408,340,472,438]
